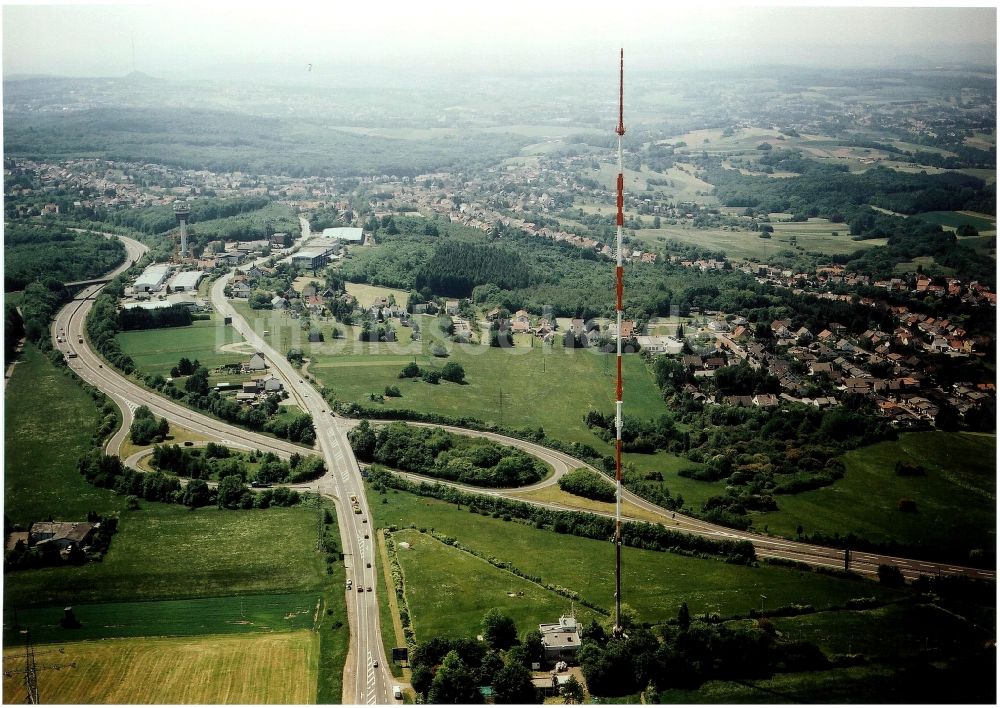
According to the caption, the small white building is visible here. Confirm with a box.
[231,282,252,298]
[538,616,581,663]
[291,246,338,270]
[134,264,172,293]
[321,226,364,243]
[247,352,267,371]
[635,335,684,355]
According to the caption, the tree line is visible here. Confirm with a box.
[366,466,755,563]
[150,443,325,485]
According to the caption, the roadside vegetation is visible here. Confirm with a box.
[349,421,548,488]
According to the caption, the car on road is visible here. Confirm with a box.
[358,587,364,592]
[373,660,379,668]
[362,518,368,524]
[366,562,371,568]
[367,586,373,592]
[364,533,369,539]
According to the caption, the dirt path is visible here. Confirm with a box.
[3,336,25,387]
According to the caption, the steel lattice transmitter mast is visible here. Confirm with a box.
[613,48,626,636]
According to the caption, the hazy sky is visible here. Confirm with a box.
[2,2,997,79]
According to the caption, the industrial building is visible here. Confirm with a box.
[121,293,204,311]
[321,226,364,243]
[291,245,339,270]
[170,270,204,292]
[134,264,172,293]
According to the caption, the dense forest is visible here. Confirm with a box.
[5,224,126,291]
[413,241,534,298]
[4,106,530,177]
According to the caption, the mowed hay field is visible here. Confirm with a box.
[116,314,245,377]
[2,632,317,704]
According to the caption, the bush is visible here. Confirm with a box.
[558,468,616,502]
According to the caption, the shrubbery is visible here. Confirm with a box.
[558,468,616,502]
[349,421,545,487]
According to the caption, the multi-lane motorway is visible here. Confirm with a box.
[47,229,993,705]
[209,229,394,704]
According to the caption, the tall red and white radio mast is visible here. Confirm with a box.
[613,47,626,636]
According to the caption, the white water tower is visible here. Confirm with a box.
[174,202,191,258]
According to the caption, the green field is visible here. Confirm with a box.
[4,504,326,608]
[634,223,884,260]
[913,210,997,232]
[3,592,320,645]
[392,528,598,641]
[116,314,245,377]
[231,300,670,450]
[5,344,124,525]
[370,487,902,625]
[769,602,992,659]
[658,663,972,704]
[317,341,666,447]
[344,282,411,309]
[754,432,996,554]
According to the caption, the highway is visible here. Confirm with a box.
[48,230,993,704]
[210,216,394,705]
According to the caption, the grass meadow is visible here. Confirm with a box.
[1,632,317,704]
[912,210,997,232]
[5,344,124,525]
[754,432,996,554]
[370,487,902,627]
[116,313,245,377]
[4,504,326,609]
[633,223,885,260]
[392,528,599,642]
[3,592,320,645]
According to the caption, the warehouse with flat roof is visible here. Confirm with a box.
[170,270,204,292]
[134,264,172,293]
[321,227,364,243]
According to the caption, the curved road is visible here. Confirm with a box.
[53,231,993,703]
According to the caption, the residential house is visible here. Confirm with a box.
[231,282,252,298]
[538,616,581,663]
[28,521,97,551]
[753,394,779,408]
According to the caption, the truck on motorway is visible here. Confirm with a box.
[350,495,362,514]
[393,686,402,699]
[66,351,78,359]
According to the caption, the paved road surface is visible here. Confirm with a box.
[50,230,994,704]
[211,216,395,705]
